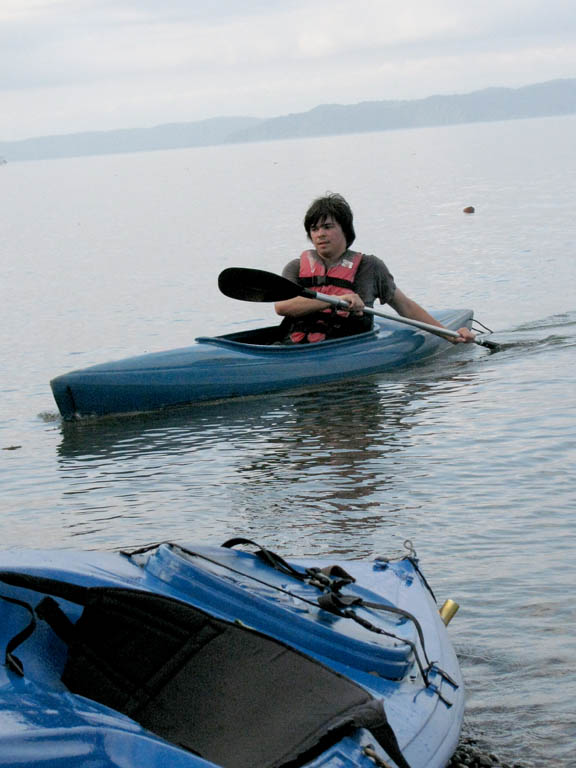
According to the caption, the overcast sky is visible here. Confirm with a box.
[2,0,576,141]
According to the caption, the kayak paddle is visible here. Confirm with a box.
[218,267,500,351]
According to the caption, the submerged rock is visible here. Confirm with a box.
[448,737,531,768]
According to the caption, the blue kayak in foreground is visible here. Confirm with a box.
[50,310,473,419]
[0,538,464,768]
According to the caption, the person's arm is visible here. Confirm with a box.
[275,293,364,317]
[389,288,475,343]
[275,295,330,317]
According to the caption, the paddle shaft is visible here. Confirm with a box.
[217,267,500,350]
[302,288,466,342]
[308,289,500,350]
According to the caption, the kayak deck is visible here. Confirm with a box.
[0,540,464,768]
[50,310,473,419]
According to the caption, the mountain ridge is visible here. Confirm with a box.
[2,78,575,162]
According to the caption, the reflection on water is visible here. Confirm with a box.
[55,361,481,554]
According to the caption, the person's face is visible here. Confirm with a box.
[309,216,347,261]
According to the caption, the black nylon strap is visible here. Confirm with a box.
[220,540,441,684]
[222,537,310,582]
[222,538,356,590]
[317,592,458,691]
[0,571,89,605]
[310,565,356,591]
[0,571,89,677]
[358,701,412,768]
[36,596,76,644]
[318,592,428,648]
[0,593,36,676]
[369,723,412,768]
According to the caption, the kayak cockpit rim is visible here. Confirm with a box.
[196,323,382,351]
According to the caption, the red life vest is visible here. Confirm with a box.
[290,250,364,343]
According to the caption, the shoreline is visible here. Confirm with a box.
[448,736,531,768]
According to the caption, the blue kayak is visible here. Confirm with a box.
[50,310,473,419]
[0,538,464,768]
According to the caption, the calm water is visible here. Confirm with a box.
[1,116,575,766]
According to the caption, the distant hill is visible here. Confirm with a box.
[227,78,576,143]
[0,116,264,162]
[2,79,576,162]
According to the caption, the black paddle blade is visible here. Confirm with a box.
[476,338,501,352]
[218,268,303,303]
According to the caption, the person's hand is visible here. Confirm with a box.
[450,326,476,343]
[339,293,365,314]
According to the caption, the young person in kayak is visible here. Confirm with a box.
[275,193,476,344]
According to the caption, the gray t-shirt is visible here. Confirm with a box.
[282,252,396,307]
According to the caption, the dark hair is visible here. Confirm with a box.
[304,193,356,247]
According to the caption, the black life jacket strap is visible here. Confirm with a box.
[299,275,355,290]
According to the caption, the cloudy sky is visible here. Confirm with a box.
[2,0,576,141]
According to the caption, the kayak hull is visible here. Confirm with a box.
[0,541,464,768]
[50,310,473,419]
